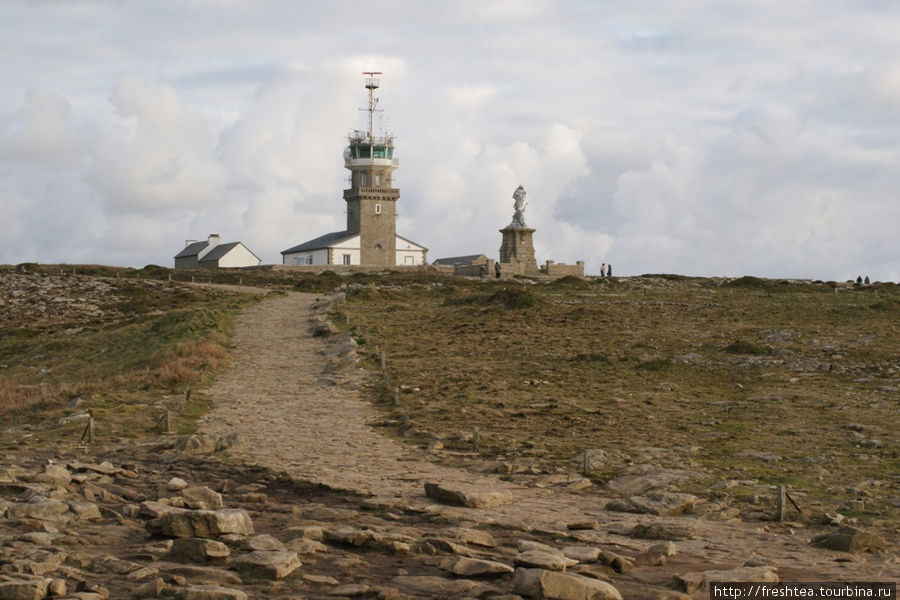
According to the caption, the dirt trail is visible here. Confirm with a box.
[200,291,896,581]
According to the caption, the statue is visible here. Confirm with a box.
[511,185,527,227]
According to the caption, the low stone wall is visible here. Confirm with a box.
[541,260,585,278]
[242,264,437,275]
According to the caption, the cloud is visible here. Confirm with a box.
[0,90,85,165]
[87,77,226,216]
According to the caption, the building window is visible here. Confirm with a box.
[360,172,369,186]
[404,256,415,265]
[375,203,382,215]
[375,173,382,186]
[342,254,351,265]
[374,244,382,250]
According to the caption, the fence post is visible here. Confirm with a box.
[775,485,786,521]
[472,426,480,451]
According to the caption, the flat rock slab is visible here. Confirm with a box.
[514,567,623,600]
[606,492,698,516]
[393,575,500,597]
[676,566,778,593]
[809,527,887,553]
[630,521,698,540]
[514,550,579,571]
[181,585,248,600]
[424,482,513,509]
[441,556,515,577]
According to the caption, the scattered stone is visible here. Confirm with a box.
[302,574,340,586]
[606,493,698,516]
[166,477,188,492]
[561,546,601,563]
[325,526,375,547]
[513,567,623,600]
[229,550,301,579]
[424,482,513,509]
[243,534,286,552]
[441,556,515,577]
[285,537,328,554]
[809,527,887,553]
[606,469,700,496]
[132,577,166,599]
[170,538,231,563]
[0,578,51,600]
[597,550,633,574]
[637,542,676,566]
[328,583,372,596]
[566,521,600,531]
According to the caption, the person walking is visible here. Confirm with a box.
[600,263,606,278]
[607,264,612,277]
[479,264,486,279]
[495,262,501,279]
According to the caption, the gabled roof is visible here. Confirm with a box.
[174,241,209,259]
[432,254,486,266]
[396,234,428,252]
[281,231,358,255]
[198,242,241,263]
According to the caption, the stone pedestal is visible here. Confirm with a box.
[499,226,539,276]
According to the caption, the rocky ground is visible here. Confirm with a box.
[0,277,896,599]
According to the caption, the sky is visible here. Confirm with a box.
[1,1,898,280]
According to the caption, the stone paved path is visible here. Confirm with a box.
[200,291,897,581]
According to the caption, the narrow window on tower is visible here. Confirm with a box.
[375,203,382,215]
[375,173,382,186]
[361,172,369,186]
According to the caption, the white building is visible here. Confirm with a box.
[282,232,427,266]
[174,234,261,269]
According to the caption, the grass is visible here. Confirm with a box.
[339,274,899,525]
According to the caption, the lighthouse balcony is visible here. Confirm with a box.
[344,157,399,168]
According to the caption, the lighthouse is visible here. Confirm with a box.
[282,73,427,267]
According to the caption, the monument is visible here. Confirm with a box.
[499,185,539,276]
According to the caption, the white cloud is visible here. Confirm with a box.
[0,1,898,280]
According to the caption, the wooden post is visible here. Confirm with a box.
[472,426,480,451]
[191,275,195,283]
[80,416,94,444]
[775,485,786,521]
[394,386,400,406]
[380,351,386,371]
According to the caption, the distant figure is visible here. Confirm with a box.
[495,262,501,279]
[607,264,613,277]
[600,262,606,278]
[864,275,870,285]
[856,275,863,284]
[479,264,486,279]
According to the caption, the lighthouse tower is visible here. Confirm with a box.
[342,72,400,265]
[280,73,427,267]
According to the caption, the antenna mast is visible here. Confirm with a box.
[362,71,381,141]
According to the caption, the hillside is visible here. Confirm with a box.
[0,265,896,599]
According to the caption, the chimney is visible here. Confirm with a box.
[185,239,198,247]
[207,233,220,247]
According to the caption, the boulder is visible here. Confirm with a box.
[606,492,698,516]
[325,526,375,547]
[32,464,71,487]
[440,556,515,577]
[148,508,254,538]
[514,567,623,600]
[181,486,225,510]
[243,534,286,552]
[7,500,70,521]
[809,527,887,553]
[562,546,601,563]
[229,550,300,579]
[424,482,513,509]
[0,578,51,600]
